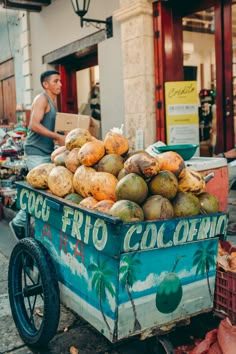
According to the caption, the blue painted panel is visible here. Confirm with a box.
[117,239,217,339]
[16,182,227,342]
[17,182,228,255]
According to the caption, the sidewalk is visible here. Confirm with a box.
[0,189,236,353]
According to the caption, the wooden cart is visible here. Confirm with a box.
[8,181,228,351]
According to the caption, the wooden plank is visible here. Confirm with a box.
[0,82,3,121]
[2,76,16,124]
[43,31,105,64]
[0,59,14,81]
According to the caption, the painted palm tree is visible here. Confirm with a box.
[192,242,216,299]
[88,258,115,334]
[120,254,142,332]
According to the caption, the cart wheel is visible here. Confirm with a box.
[146,335,174,354]
[8,238,60,348]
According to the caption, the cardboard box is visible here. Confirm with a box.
[55,113,90,133]
[89,117,101,139]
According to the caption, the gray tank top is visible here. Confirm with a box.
[24,92,57,156]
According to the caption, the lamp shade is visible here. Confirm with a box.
[71,0,91,17]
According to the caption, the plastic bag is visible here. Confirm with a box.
[217,318,236,354]
[190,329,218,354]
[208,341,223,354]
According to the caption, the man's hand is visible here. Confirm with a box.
[56,134,66,146]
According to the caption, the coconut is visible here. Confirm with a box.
[198,192,219,214]
[64,192,83,204]
[48,166,74,197]
[149,170,178,200]
[172,191,200,217]
[65,128,92,150]
[124,151,160,178]
[117,168,129,180]
[115,173,148,205]
[142,195,174,221]
[97,154,124,177]
[110,200,144,222]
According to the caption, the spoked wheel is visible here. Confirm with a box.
[8,238,60,348]
[146,335,174,354]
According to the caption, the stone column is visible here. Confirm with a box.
[20,12,33,109]
[114,0,156,151]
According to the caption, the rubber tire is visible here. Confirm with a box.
[8,238,60,348]
[146,335,175,354]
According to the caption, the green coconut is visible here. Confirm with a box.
[109,200,144,222]
[117,168,129,180]
[97,154,124,177]
[156,257,183,314]
[172,191,200,217]
[156,273,183,314]
[198,192,219,214]
[142,195,174,220]
[64,192,83,204]
[115,173,148,205]
[149,170,178,200]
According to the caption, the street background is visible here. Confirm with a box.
[1,190,236,354]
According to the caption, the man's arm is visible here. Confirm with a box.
[216,148,236,159]
[29,94,65,146]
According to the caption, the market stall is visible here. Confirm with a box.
[0,127,28,219]
[6,129,230,351]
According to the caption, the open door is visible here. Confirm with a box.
[153,0,234,154]
[57,65,78,113]
[56,47,98,115]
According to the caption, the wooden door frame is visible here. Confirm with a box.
[56,50,98,114]
[153,0,234,152]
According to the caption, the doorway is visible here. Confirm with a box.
[182,7,217,156]
[153,0,234,154]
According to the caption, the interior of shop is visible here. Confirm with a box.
[182,3,236,156]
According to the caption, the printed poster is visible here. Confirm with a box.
[164,81,199,146]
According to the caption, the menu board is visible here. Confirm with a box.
[164,81,199,145]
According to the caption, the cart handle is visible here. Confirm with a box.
[46,198,62,211]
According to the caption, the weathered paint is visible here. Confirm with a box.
[16,182,228,342]
[18,183,228,255]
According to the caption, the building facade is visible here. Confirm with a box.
[0,0,235,153]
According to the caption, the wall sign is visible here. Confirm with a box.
[165,81,199,146]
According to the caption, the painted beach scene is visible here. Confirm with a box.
[35,219,218,342]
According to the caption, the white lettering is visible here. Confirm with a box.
[215,215,227,235]
[209,217,217,237]
[141,224,157,250]
[28,192,36,214]
[157,223,173,248]
[35,194,43,219]
[62,207,74,233]
[123,224,143,252]
[173,220,189,245]
[19,188,28,210]
[93,219,108,251]
[41,199,50,222]
[198,217,211,239]
[71,210,84,240]
[84,215,92,244]
[188,219,200,241]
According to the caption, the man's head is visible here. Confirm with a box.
[40,70,62,95]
